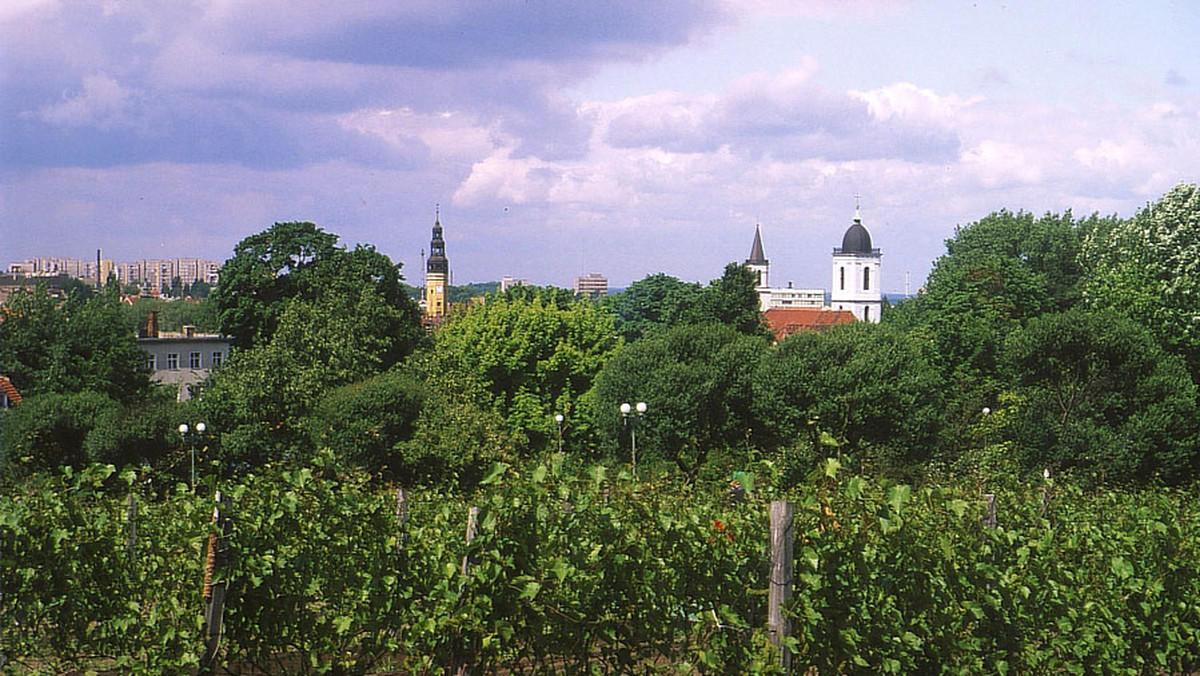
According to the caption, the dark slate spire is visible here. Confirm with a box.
[427,204,448,274]
[746,224,768,266]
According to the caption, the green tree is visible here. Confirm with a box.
[0,390,120,474]
[309,367,428,475]
[589,322,769,476]
[211,221,341,348]
[0,284,151,404]
[1081,183,1200,379]
[202,283,419,468]
[885,209,1110,451]
[701,263,769,338]
[433,291,619,449]
[607,273,706,342]
[753,322,944,475]
[1001,307,1199,483]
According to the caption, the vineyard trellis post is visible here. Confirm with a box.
[199,490,232,675]
[456,506,480,676]
[396,487,408,547]
[769,500,795,674]
[126,493,137,561]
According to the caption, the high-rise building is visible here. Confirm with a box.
[573,273,608,298]
[424,208,450,319]
[830,207,882,323]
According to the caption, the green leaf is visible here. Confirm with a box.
[519,581,542,600]
[481,461,510,485]
[823,457,841,478]
[1111,556,1134,579]
[886,484,911,513]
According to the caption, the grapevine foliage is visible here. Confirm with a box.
[3,461,1198,674]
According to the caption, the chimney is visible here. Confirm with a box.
[146,310,159,339]
[183,325,195,338]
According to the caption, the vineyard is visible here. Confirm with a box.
[3,457,1199,675]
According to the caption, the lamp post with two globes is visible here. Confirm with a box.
[179,422,206,490]
[620,401,647,478]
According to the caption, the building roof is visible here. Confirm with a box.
[764,307,856,340]
[746,224,768,265]
[0,374,22,406]
[838,215,874,255]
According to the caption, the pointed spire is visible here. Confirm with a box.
[854,193,862,222]
[747,223,768,265]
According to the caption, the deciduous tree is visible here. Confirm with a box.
[753,322,944,474]
[1081,182,1200,379]
[1001,307,1199,483]
[590,322,769,476]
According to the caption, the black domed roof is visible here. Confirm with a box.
[840,217,873,254]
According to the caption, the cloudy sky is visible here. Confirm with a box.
[2,1,1197,292]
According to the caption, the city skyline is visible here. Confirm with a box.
[2,1,1198,290]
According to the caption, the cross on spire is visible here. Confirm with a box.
[854,193,862,221]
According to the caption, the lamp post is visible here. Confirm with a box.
[179,422,206,490]
[620,401,647,477]
[554,413,564,454]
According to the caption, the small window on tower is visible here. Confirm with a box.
[839,267,845,290]
[864,267,871,291]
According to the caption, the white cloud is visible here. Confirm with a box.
[961,140,1042,188]
[851,82,980,123]
[39,72,138,128]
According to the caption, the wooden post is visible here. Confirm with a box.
[455,506,480,676]
[199,490,232,675]
[769,501,795,674]
[461,506,479,577]
[126,493,138,561]
[396,487,408,546]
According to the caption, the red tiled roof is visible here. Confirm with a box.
[0,374,21,406]
[764,307,856,341]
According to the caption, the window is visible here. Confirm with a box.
[839,267,845,290]
[146,354,157,371]
[864,306,870,322]
[167,353,179,370]
[212,352,223,367]
[190,352,202,369]
[864,267,871,291]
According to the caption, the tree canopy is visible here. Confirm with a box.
[0,282,151,404]
[212,222,422,352]
[1081,182,1200,379]
[608,263,766,342]
[589,322,769,476]
[753,321,944,473]
[1001,308,1199,483]
[432,288,620,450]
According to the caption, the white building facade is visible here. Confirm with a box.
[829,210,882,323]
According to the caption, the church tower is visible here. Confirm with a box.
[424,207,449,319]
[830,206,882,323]
[745,224,771,311]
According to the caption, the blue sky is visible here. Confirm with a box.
[2,0,1197,292]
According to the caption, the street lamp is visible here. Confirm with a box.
[620,401,647,477]
[554,413,564,454]
[179,422,206,490]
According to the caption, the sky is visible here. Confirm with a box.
[1,0,1198,292]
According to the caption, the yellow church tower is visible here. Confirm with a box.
[424,207,449,319]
